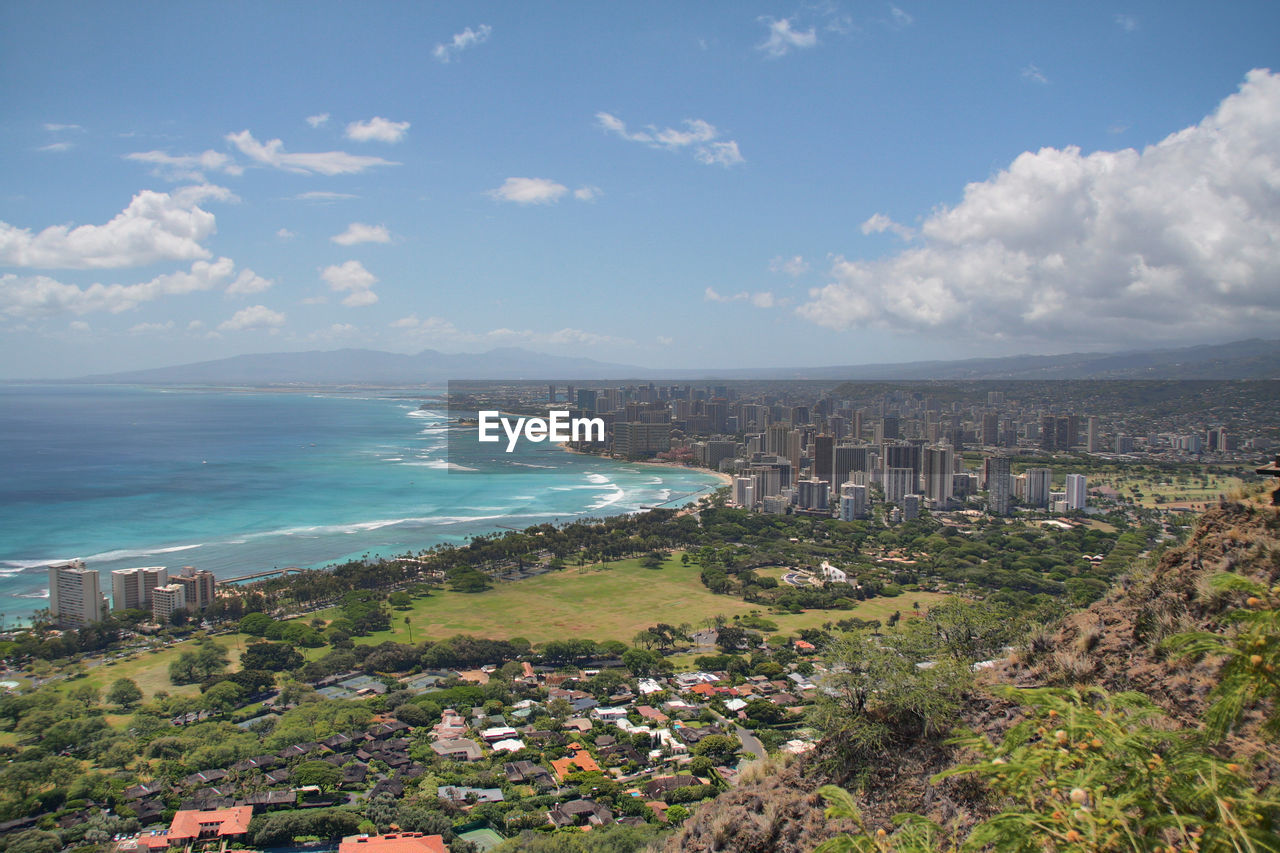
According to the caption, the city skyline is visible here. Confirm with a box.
[3,2,1280,378]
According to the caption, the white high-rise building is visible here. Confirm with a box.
[839,483,868,520]
[883,467,916,504]
[1086,417,1101,453]
[732,477,754,508]
[111,566,168,612]
[151,583,187,623]
[1025,467,1052,508]
[49,560,104,628]
[1065,473,1088,510]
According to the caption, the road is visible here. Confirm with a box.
[712,710,766,761]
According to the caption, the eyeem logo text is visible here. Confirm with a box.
[477,410,606,452]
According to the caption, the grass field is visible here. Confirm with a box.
[350,555,950,647]
[1092,472,1245,509]
[46,634,252,702]
[22,555,948,699]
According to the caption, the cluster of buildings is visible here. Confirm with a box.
[46,560,216,629]
[513,385,1145,521]
[100,641,833,849]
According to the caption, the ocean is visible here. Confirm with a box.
[0,385,722,626]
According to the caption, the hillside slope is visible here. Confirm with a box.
[668,501,1280,852]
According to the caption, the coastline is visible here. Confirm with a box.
[558,442,734,486]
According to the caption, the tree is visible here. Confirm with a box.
[691,733,740,763]
[203,680,245,712]
[105,677,143,709]
[239,612,273,636]
[622,647,662,676]
[292,760,341,791]
[920,599,1016,663]
[241,641,304,672]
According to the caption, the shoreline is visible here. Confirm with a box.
[558,442,734,486]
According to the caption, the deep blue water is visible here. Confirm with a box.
[0,385,721,625]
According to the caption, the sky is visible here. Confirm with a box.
[2,1,1279,378]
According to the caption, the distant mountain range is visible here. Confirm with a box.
[72,338,1280,385]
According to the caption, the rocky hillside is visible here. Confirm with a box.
[667,501,1280,852]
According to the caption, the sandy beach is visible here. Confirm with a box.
[558,443,734,486]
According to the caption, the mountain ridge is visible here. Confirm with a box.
[55,337,1280,384]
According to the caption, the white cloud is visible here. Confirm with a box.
[0,257,258,317]
[889,6,914,27]
[69,320,91,333]
[860,213,916,240]
[0,185,232,269]
[345,117,410,143]
[128,320,174,335]
[434,24,492,63]
[225,268,274,296]
[796,69,1280,345]
[276,228,295,239]
[37,142,73,152]
[306,113,330,128]
[1022,64,1049,84]
[704,286,778,308]
[488,327,633,347]
[218,304,285,332]
[226,130,399,175]
[187,320,204,331]
[44,123,82,132]
[293,191,358,201]
[390,314,631,346]
[1115,14,1138,32]
[126,149,243,182]
[574,185,603,202]
[695,141,745,167]
[656,335,674,346]
[488,177,568,205]
[321,260,379,307]
[341,290,379,308]
[758,17,817,58]
[769,255,811,277]
[331,222,392,245]
[596,112,745,167]
[391,314,463,336]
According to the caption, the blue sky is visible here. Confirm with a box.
[2,2,1279,378]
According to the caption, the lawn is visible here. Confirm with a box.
[47,633,251,702]
[350,555,951,647]
[1091,472,1245,509]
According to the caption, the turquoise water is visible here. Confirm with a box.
[0,385,721,625]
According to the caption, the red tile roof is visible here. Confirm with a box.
[168,807,253,841]
[338,834,448,853]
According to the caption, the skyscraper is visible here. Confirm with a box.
[833,444,870,490]
[152,583,187,623]
[111,566,168,612]
[839,483,868,520]
[1025,467,1052,508]
[987,456,1011,516]
[1065,473,1088,510]
[922,446,955,507]
[1086,417,1101,453]
[884,467,916,504]
[813,435,834,487]
[174,566,217,611]
[49,560,104,628]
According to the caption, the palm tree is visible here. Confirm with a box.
[404,616,413,644]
